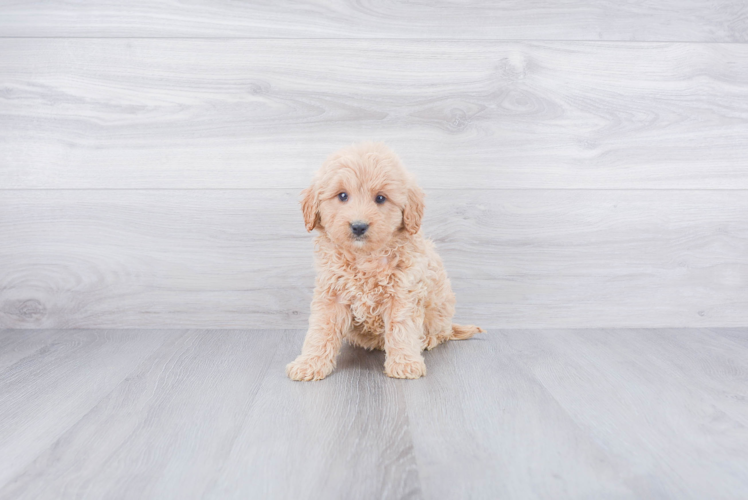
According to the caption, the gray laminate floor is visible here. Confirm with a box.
[1,328,747,499]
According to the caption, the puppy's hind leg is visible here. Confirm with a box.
[422,323,485,351]
[287,293,352,381]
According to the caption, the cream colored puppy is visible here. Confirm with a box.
[287,142,483,381]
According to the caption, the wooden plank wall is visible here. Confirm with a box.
[1,2,747,328]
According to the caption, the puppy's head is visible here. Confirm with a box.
[301,142,424,252]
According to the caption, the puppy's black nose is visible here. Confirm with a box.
[350,222,369,237]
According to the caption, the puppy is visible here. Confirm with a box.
[287,142,484,381]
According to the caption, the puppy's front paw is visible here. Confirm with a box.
[384,357,427,379]
[286,356,334,381]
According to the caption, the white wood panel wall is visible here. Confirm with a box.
[1,2,747,328]
[1,1,746,41]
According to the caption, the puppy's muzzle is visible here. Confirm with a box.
[350,221,369,237]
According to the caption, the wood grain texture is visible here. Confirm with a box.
[1,328,747,499]
[403,333,632,498]
[0,330,170,489]
[2,39,748,189]
[0,329,63,373]
[0,0,746,41]
[710,327,748,349]
[1,189,746,329]
[0,329,281,500]
[502,328,748,499]
[205,330,421,500]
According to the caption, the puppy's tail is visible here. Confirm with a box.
[450,324,485,340]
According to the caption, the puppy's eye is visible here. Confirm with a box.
[338,192,348,202]
[375,194,386,204]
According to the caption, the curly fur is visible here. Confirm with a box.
[287,142,484,381]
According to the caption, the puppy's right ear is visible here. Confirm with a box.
[300,183,320,232]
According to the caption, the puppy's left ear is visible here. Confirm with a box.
[300,182,321,232]
[402,182,425,234]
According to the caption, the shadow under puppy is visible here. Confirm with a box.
[287,142,484,381]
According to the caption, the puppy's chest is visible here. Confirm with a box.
[338,269,397,333]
